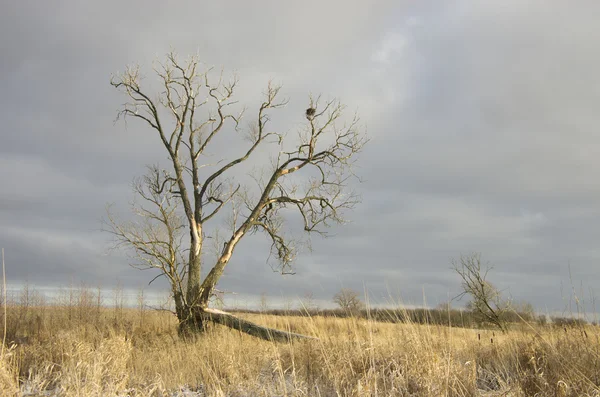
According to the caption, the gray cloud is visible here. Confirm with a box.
[2,0,600,312]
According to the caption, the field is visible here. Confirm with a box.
[1,291,600,396]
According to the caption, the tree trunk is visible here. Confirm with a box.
[186,236,202,307]
[178,310,205,337]
[197,262,222,306]
[199,308,318,342]
[173,290,185,322]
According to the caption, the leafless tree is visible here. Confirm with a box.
[333,288,364,314]
[108,52,366,339]
[452,253,509,332]
[259,292,269,313]
[300,291,319,313]
[106,165,188,321]
[511,300,535,322]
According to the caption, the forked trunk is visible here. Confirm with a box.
[177,227,316,341]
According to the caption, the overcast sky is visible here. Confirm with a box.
[2,1,600,312]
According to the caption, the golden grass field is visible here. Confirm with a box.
[1,295,599,396]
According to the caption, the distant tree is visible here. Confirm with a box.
[551,316,586,328]
[435,301,452,312]
[300,291,319,313]
[452,253,509,332]
[108,52,366,340]
[283,297,294,312]
[333,288,364,314]
[511,300,535,322]
[536,314,548,326]
[259,292,269,313]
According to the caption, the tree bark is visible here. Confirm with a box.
[178,312,205,337]
[199,308,318,342]
[173,290,185,322]
[186,235,202,307]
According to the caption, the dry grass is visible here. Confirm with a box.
[1,299,600,396]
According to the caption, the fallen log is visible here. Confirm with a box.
[200,308,319,342]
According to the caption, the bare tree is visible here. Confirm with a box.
[333,288,364,314]
[259,292,269,313]
[106,166,188,321]
[300,291,319,313]
[108,52,366,339]
[452,253,509,332]
[511,300,535,322]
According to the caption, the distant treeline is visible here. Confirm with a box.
[235,307,591,329]
[1,283,592,330]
